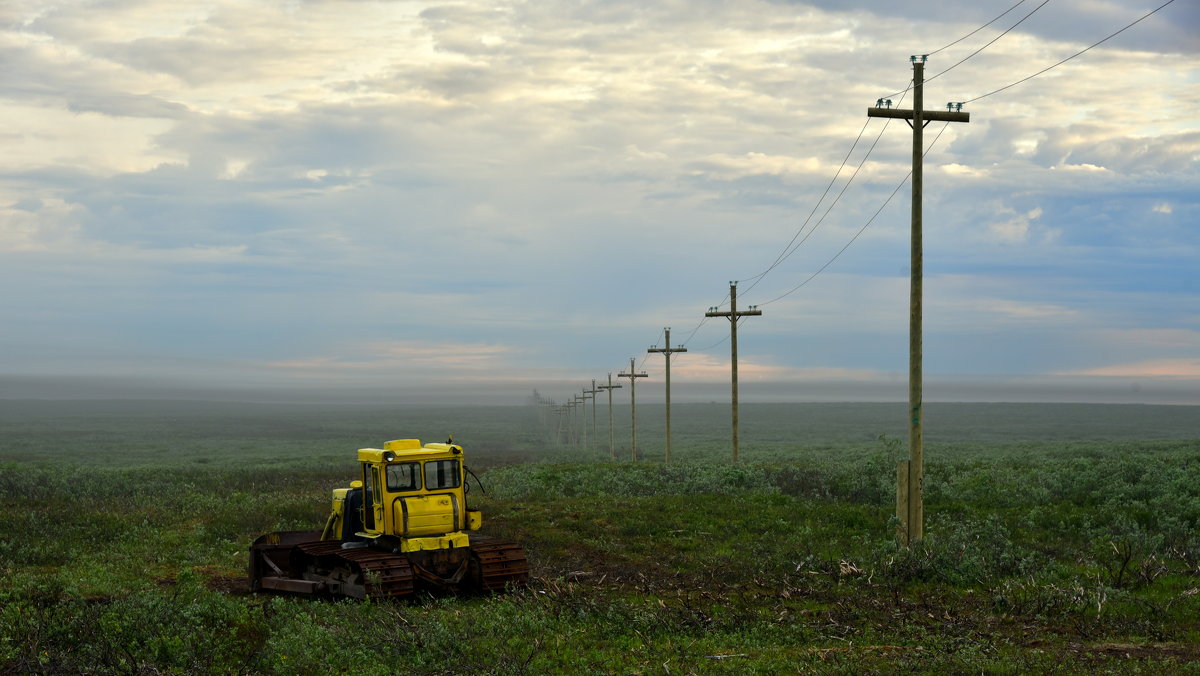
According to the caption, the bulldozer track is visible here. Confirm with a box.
[287,537,528,598]
[296,540,416,598]
[469,535,530,591]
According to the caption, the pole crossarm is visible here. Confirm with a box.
[867,108,969,123]
[646,345,688,356]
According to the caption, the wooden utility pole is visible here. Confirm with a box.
[597,373,622,460]
[563,400,574,447]
[584,380,600,453]
[705,282,762,462]
[868,56,970,544]
[647,327,687,463]
[571,396,583,448]
[579,388,593,451]
[553,403,568,445]
[617,358,648,462]
[565,399,576,448]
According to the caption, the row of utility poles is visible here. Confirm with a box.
[543,280,762,464]
[541,57,967,545]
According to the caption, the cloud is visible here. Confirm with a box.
[264,341,517,380]
[976,299,1077,320]
[1093,328,1200,350]
[987,206,1044,244]
[668,352,885,383]
[1,0,1195,401]
[1056,358,1200,379]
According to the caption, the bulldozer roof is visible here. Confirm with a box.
[357,439,462,463]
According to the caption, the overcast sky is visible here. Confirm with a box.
[2,0,1198,404]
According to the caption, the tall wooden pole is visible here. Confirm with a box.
[597,374,622,460]
[909,59,925,545]
[617,358,648,462]
[705,282,762,462]
[648,327,687,463]
[868,56,970,543]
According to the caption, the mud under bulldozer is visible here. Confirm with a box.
[249,439,528,599]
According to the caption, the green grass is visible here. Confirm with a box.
[1,400,1198,673]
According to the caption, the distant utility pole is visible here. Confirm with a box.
[571,396,583,448]
[563,398,572,447]
[585,379,600,453]
[647,327,687,463]
[597,373,622,460]
[868,56,970,544]
[553,404,568,445]
[705,282,762,462]
[564,399,575,448]
[579,388,593,451]
[617,358,648,462]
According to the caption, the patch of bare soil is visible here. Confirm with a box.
[205,574,250,595]
[1073,642,1200,662]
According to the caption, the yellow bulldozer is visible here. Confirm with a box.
[249,439,528,599]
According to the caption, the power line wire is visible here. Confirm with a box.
[739,85,910,299]
[880,0,1051,100]
[739,116,874,290]
[678,315,711,347]
[690,332,731,352]
[927,0,1031,57]
[964,0,1179,104]
[924,0,1053,86]
[758,122,954,306]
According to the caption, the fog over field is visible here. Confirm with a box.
[2,372,1197,406]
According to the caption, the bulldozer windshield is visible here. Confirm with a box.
[386,462,420,492]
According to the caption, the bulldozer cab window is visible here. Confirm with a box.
[386,462,420,492]
[363,464,381,530]
[424,460,461,490]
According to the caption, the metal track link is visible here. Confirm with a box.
[470,536,530,591]
[297,541,415,598]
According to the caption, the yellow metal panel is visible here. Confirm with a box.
[384,439,423,451]
[396,493,458,536]
[399,532,470,553]
[467,510,482,531]
[324,487,351,540]
[357,448,386,463]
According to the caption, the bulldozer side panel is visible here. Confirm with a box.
[395,492,460,536]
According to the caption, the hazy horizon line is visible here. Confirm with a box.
[2,374,1197,407]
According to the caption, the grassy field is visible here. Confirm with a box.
[1,399,1198,674]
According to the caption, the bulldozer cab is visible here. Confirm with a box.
[352,439,479,549]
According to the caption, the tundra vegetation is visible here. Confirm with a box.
[1,399,1198,674]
